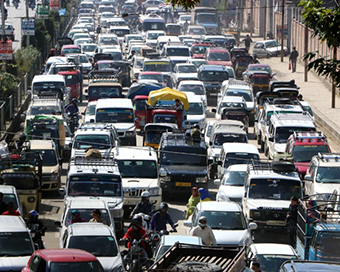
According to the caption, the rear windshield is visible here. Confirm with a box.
[88,86,122,99]
[161,146,207,166]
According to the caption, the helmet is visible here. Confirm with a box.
[193,124,200,129]
[159,202,168,211]
[29,210,39,217]
[132,214,142,226]
[19,132,26,141]
[141,191,150,200]
[198,216,207,227]
[72,98,78,104]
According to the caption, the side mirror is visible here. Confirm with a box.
[214,179,220,185]
[69,142,72,148]
[55,221,61,227]
[209,141,213,146]
[304,175,312,181]
[268,136,274,142]
[217,160,222,166]
[272,72,277,77]
[211,108,216,113]
[183,220,192,228]
[249,222,257,230]
[59,187,66,195]
[85,89,88,93]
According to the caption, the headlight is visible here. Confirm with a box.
[28,197,35,203]
[160,176,170,182]
[110,208,124,218]
[112,264,124,272]
[196,177,207,183]
[253,211,261,219]
[159,168,167,177]
[149,187,160,196]
[126,131,136,137]
[50,171,59,181]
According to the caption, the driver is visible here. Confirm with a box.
[151,133,161,143]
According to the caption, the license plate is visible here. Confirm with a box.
[175,182,191,187]
[267,220,286,226]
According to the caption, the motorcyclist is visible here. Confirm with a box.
[123,215,152,258]
[47,48,55,59]
[26,210,46,248]
[65,98,79,126]
[130,191,155,218]
[150,202,177,232]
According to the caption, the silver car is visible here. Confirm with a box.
[252,40,288,58]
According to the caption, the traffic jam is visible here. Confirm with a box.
[0,1,340,272]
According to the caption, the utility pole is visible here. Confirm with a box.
[332,47,337,108]
[1,0,6,71]
[250,0,253,37]
[280,0,285,62]
[304,23,308,82]
[264,0,267,40]
[26,0,29,46]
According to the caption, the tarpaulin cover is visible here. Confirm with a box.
[127,82,163,100]
[147,87,189,110]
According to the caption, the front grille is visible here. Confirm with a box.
[171,175,196,183]
[127,188,144,197]
[259,210,287,221]
[42,174,51,181]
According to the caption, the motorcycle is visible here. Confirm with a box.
[66,112,78,134]
[28,223,47,249]
[150,223,178,251]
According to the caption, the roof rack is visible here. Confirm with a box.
[248,160,297,174]
[293,131,326,140]
[227,79,251,87]
[88,74,120,84]
[79,122,114,131]
[317,153,340,162]
[32,95,60,102]
[270,112,314,125]
[73,155,116,167]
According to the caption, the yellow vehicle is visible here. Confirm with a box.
[0,152,42,217]
[166,24,181,36]
[143,123,178,149]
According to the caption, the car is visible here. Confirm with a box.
[171,63,198,88]
[184,201,257,247]
[213,96,247,120]
[252,40,288,58]
[205,47,232,67]
[187,58,208,69]
[138,72,165,86]
[21,249,105,272]
[184,92,207,128]
[178,80,207,106]
[82,101,97,123]
[145,30,166,48]
[61,223,123,272]
[68,53,92,75]
[202,120,215,146]
[186,25,206,39]
[243,64,273,80]
[81,43,98,58]
[142,0,164,8]
[0,185,23,215]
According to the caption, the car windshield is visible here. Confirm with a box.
[36,149,58,166]
[79,55,89,63]
[187,102,204,115]
[222,170,247,186]
[88,87,122,99]
[144,63,171,72]
[140,74,163,82]
[189,28,205,35]
[68,176,122,197]
[292,145,329,163]
[177,66,197,73]
[249,178,301,200]
[111,29,130,37]
[226,91,252,102]
[218,102,246,114]
[117,160,158,178]
[193,45,211,54]
[143,22,166,31]
[200,71,229,82]
[65,75,79,85]
[145,131,164,144]
[196,13,216,23]
[161,146,207,166]
[179,85,204,95]
[265,40,280,48]
[224,153,259,168]
[2,173,36,189]
[50,261,103,272]
[316,167,340,183]
[153,114,177,123]
[167,48,190,57]
[85,104,96,116]
[82,45,97,52]
[249,66,271,73]
[275,127,316,143]
[179,15,191,21]
[2,194,19,210]
[64,209,111,226]
[68,236,118,257]
[63,48,81,54]
[208,52,230,61]
[318,232,340,255]
[0,232,33,256]
[256,254,298,272]
[100,37,118,45]
[96,108,134,123]
[127,36,143,43]
[74,135,111,149]
[199,211,246,230]
[134,99,147,111]
[191,60,207,68]
[213,133,248,146]
[29,106,60,115]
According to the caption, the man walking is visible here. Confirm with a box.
[289,47,299,73]
[242,34,253,52]
[190,216,217,245]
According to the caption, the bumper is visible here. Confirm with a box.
[42,180,61,191]
[120,136,137,146]
[161,181,208,194]
[251,219,287,230]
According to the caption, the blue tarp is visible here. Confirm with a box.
[127,82,163,100]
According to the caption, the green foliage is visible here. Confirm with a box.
[15,45,40,78]
[299,0,340,86]
[166,0,200,11]
[0,72,20,97]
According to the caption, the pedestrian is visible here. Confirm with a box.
[2,202,20,216]
[242,34,253,52]
[286,196,298,248]
[251,262,262,272]
[190,216,217,245]
[289,47,299,73]
[0,192,7,215]
[185,187,200,220]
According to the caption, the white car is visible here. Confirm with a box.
[81,43,98,58]
[145,30,165,48]
[213,96,247,120]
[178,80,207,106]
[83,101,97,122]
[184,201,257,247]
[172,63,198,88]
[202,120,215,146]
[183,92,207,129]
[68,53,92,75]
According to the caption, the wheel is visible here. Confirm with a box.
[131,259,139,272]
[173,261,223,272]
[257,132,261,145]
[267,54,271,59]
[260,139,265,152]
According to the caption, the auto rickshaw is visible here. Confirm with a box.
[143,123,178,149]
[133,95,148,129]
[221,107,249,133]
[166,23,181,36]
[246,71,271,95]
[58,70,82,102]
[0,152,42,217]
[234,55,253,79]
[230,47,248,66]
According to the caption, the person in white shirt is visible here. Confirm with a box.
[189,216,217,246]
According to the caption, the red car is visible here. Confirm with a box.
[22,249,105,272]
[61,45,81,56]
[190,42,215,59]
[285,131,331,179]
[205,47,232,67]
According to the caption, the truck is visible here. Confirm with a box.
[191,7,220,35]
[149,243,249,272]
[296,196,340,262]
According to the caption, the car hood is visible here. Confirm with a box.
[219,185,244,199]
[111,123,135,131]
[208,147,221,158]
[207,60,232,67]
[274,143,286,154]
[186,114,205,122]
[246,199,289,210]
[42,165,59,175]
[162,164,207,175]
[122,177,159,189]
[98,256,123,272]
[177,73,198,79]
[0,256,30,271]
[245,101,254,110]
[314,183,340,195]
[212,229,249,246]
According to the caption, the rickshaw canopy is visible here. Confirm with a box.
[147,87,189,111]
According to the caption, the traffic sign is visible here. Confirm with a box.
[36,5,49,19]
[49,0,59,10]
[277,25,288,39]
[21,19,35,36]
[0,39,13,60]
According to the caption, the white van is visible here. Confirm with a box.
[97,33,119,47]
[31,75,67,98]
[95,98,136,146]
[184,92,206,129]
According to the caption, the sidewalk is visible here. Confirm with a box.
[244,35,340,152]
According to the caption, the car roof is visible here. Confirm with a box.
[222,143,259,154]
[68,197,108,209]
[199,64,227,71]
[196,201,241,212]
[226,164,248,172]
[208,47,229,52]
[115,146,158,160]
[69,223,113,236]
[179,80,204,86]
[35,249,98,262]
[0,215,27,232]
[186,93,203,102]
[162,235,202,246]
[250,243,296,256]
[176,63,195,67]
[96,98,133,108]
[0,185,17,194]
[29,140,55,150]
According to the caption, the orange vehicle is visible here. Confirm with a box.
[58,70,83,102]
[133,95,148,129]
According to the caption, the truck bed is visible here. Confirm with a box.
[149,243,246,272]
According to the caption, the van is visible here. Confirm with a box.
[0,185,23,215]
[95,98,136,146]
[0,216,35,271]
[31,75,67,97]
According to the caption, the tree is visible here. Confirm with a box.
[14,45,40,79]
[0,72,20,97]
[300,0,340,107]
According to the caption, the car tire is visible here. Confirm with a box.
[267,54,271,59]
[260,139,264,152]
[173,261,223,272]
[257,133,261,145]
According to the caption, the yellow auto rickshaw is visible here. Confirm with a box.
[166,24,181,36]
[143,123,178,149]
